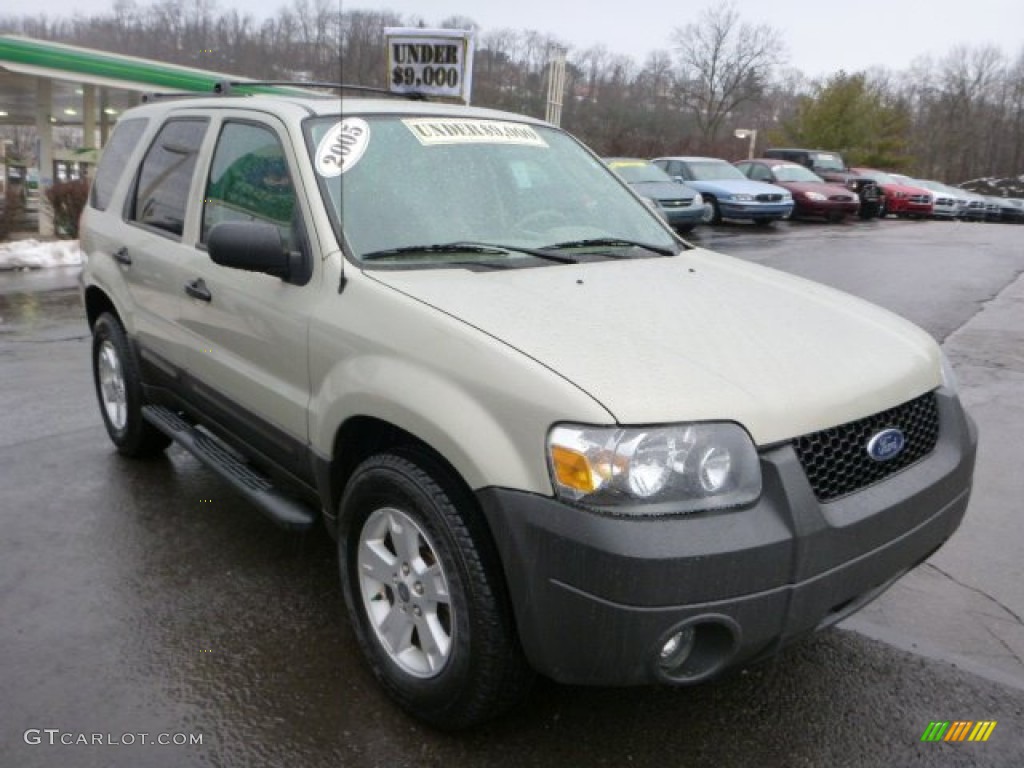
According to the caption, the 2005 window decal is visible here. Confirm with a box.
[317,119,370,177]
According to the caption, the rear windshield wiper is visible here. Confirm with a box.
[361,241,577,265]
[541,238,678,256]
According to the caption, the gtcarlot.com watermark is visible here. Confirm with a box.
[24,729,203,747]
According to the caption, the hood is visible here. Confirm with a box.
[689,178,787,197]
[817,170,857,183]
[366,251,940,445]
[780,180,854,198]
[628,180,695,202]
[880,182,929,196]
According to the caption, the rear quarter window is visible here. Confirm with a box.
[89,118,148,211]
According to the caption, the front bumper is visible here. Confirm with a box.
[662,205,706,228]
[719,201,793,221]
[888,199,933,215]
[479,390,976,685]
[795,199,860,218]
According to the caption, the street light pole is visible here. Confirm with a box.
[734,128,757,160]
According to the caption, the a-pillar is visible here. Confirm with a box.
[99,88,111,146]
[83,84,97,167]
[35,77,54,237]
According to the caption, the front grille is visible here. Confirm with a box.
[909,195,930,204]
[828,194,854,202]
[661,199,691,208]
[935,197,953,205]
[756,193,783,202]
[852,181,878,199]
[793,392,940,502]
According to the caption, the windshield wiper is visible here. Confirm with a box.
[362,241,577,265]
[541,238,677,256]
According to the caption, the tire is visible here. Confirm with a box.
[338,451,534,729]
[705,197,722,224]
[91,313,171,457]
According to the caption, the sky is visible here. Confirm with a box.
[11,0,1024,79]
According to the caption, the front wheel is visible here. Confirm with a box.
[91,313,170,457]
[704,197,722,224]
[338,451,533,729]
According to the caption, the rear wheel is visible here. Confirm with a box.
[338,451,533,729]
[91,313,170,457]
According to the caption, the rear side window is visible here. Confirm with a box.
[129,119,208,238]
[90,118,147,211]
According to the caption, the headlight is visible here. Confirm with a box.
[939,349,959,393]
[803,191,827,201]
[547,423,761,514]
[732,193,754,202]
[692,192,703,205]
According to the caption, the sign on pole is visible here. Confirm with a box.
[385,28,475,104]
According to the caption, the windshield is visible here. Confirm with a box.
[309,114,677,266]
[772,164,823,183]
[685,160,746,181]
[811,153,845,172]
[606,160,672,184]
[860,169,895,184]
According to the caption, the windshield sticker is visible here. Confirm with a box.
[316,119,369,177]
[403,118,548,147]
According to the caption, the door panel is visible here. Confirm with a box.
[121,118,210,376]
[179,117,313,472]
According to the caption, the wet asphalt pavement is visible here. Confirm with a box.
[3,220,1024,767]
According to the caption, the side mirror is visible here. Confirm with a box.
[672,176,685,184]
[207,221,290,279]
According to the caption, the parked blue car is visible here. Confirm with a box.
[652,156,794,224]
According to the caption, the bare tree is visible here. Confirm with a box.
[671,2,785,145]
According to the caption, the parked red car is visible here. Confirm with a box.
[736,159,860,222]
[851,168,933,218]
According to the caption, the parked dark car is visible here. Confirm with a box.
[604,158,706,233]
[735,159,859,222]
[762,148,882,219]
[992,197,1024,223]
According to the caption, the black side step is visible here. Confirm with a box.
[143,405,317,531]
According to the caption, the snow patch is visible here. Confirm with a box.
[0,239,82,270]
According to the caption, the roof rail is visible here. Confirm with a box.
[140,91,221,103]
[139,80,430,104]
[338,84,428,100]
[213,79,340,95]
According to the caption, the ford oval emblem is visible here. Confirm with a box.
[866,428,906,462]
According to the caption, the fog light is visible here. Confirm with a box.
[658,627,696,669]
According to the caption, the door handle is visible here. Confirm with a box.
[184,278,212,302]
[113,247,132,265]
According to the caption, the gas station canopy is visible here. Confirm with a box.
[0,34,309,233]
